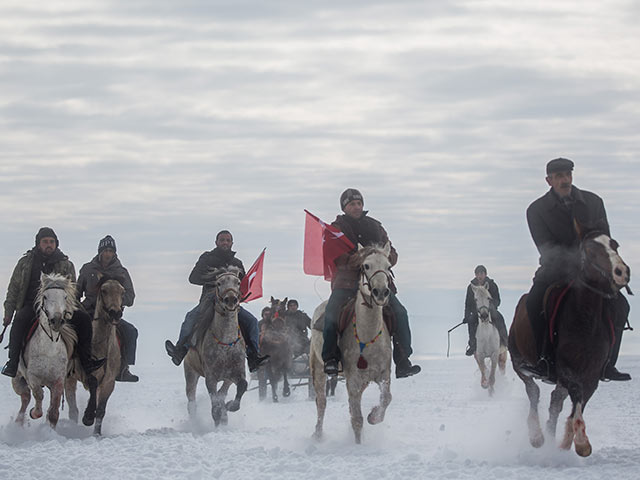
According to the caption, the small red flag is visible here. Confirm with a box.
[303,210,355,281]
[240,248,265,302]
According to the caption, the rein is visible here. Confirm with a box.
[579,248,619,299]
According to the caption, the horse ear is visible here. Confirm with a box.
[270,296,275,303]
[357,243,364,251]
[382,242,391,257]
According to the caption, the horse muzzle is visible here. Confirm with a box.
[108,309,123,324]
[48,313,65,332]
[371,287,391,306]
[221,294,239,311]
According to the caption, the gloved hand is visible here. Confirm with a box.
[3,315,11,326]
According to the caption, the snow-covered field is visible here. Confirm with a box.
[1,354,639,480]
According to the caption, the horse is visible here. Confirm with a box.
[470,283,507,395]
[258,297,291,402]
[183,266,247,426]
[310,243,394,443]
[509,229,630,456]
[65,276,125,435]
[11,273,78,428]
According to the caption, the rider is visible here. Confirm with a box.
[283,299,311,356]
[164,230,269,372]
[525,158,631,382]
[2,227,105,378]
[322,189,421,379]
[463,265,508,356]
[76,235,139,382]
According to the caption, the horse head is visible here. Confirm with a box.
[354,243,393,306]
[471,283,493,323]
[579,230,631,296]
[95,276,125,324]
[37,273,77,333]
[212,266,242,312]
[269,296,288,321]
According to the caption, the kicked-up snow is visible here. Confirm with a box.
[1,355,639,479]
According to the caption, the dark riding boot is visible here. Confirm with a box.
[116,365,139,382]
[324,358,339,376]
[69,310,105,374]
[247,349,269,373]
[466,321,477,356]
[395,358,421,379]
[602,324,631,381]
[165,340,188,366]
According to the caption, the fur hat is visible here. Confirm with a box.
[340,188,364,211]
[98,235,117,254]
[546,158,574,175]
[35,227,59,247]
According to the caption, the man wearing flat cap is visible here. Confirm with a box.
[321,188,420,379]
[524,158,631,382]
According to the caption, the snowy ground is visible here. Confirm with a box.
[1,354,639,480]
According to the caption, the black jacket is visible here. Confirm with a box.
[77,255,135,313]
[189,248,245,302]
[464,277,500,323]
[527,185,609,269]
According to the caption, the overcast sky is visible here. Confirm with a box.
[1,1,639,355]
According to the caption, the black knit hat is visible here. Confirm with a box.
[35,227,59,247]
[340,188,364,211]
[98,235,117,254]
[546,158,574,175]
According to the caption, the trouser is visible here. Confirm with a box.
[177,303,261,354]
[321,287,413,366]
[67,309,94,367]
[117,318,138,365]
[526,268,556,358]
[467,310,508,348]
[607,293,630,367]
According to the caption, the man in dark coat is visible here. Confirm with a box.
[322,189,421,379]
[76,235,139,382]
[525,158,631,382]
[283,299,311,357]
[2,227,104,378]
[463,265,508,356]
[165,230,269,372]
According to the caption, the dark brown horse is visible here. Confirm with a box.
[258,297,292,402]
[509,229,630,456]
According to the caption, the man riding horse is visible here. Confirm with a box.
[284,299,311,357]
[2,227,105,378]
[463,265,508,356]
[322,189,421,379]
[165,230,269,372]
[525,158,631,382]
[76,235,139,382]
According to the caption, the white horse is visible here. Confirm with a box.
[12,273,77,428]
[471,283,507,395]
[65,277,124,435]
[310,243,393,443]
[184,266,248,426]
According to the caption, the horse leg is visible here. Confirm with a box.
[498,347,508,374]
[475,354,488,389]
[367,379,392,425]
[488,354,498,396]
[282,371,290,398]
[347,381,366,444]
[82,375,98,426]
[310,353,327,440]
[517,370,544,448]
[205,375,224,426]
[258,368,267,401]
[93,380,115,436]
[546,385,568,438]
[12,376,31,426]
[65,376,79,423]
[225,378,247,412]
[46,379,64,428]
[30,385,44,420]
[572,402,592,457]
[184,366,199,418]
[268,365,278,403]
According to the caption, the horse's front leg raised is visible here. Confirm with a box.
[347,380,366,444]
[225,377,248,412]
[368,379,391,425]
[561,400,592,457]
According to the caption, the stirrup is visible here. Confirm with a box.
[324,359,339,376]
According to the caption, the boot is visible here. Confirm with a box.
[116,365,139,382]
[165,340,188,366]
[395,359,421,379]
[323,359,339,376]
[1,358,18,378]
[465,344,475,356]
[247,350,269,373]
[602,364,631,381]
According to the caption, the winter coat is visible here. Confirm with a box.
[464,277,500,324]
[330,212,398,290]
[284,309,312,335]
[527,185,609,271]
[189,247,245,302]
[3,248,76,319]
[76,255,135,313]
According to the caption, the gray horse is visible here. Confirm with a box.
[183,266,248,426]
[310,243,394,443]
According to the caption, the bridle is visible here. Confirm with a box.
[36,286,73,342]
[214,272,241,313]
[578,242,621,300]
[359,266,393,308]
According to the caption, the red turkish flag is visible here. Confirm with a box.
[303,210,355,281]
[240,248,265,302]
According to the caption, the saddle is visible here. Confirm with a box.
[312,297,395,336]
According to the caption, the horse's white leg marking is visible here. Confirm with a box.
[368,379,391,425]
[572,402,592,457]
[184,365,199,417]
[522,375,544,448]
[560,414,575,450]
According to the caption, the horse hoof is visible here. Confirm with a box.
[367,407,384,425]
[225,400,240,412]
[530,434,545,448]
[575,442,592,457]
[29,408,42,420]
[272,396,279,403]
[83,411,96,426]
[283,389,291,397]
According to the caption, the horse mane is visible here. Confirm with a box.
[349,243,388,268]
[96,275,124,289]
[35,273,78,314]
